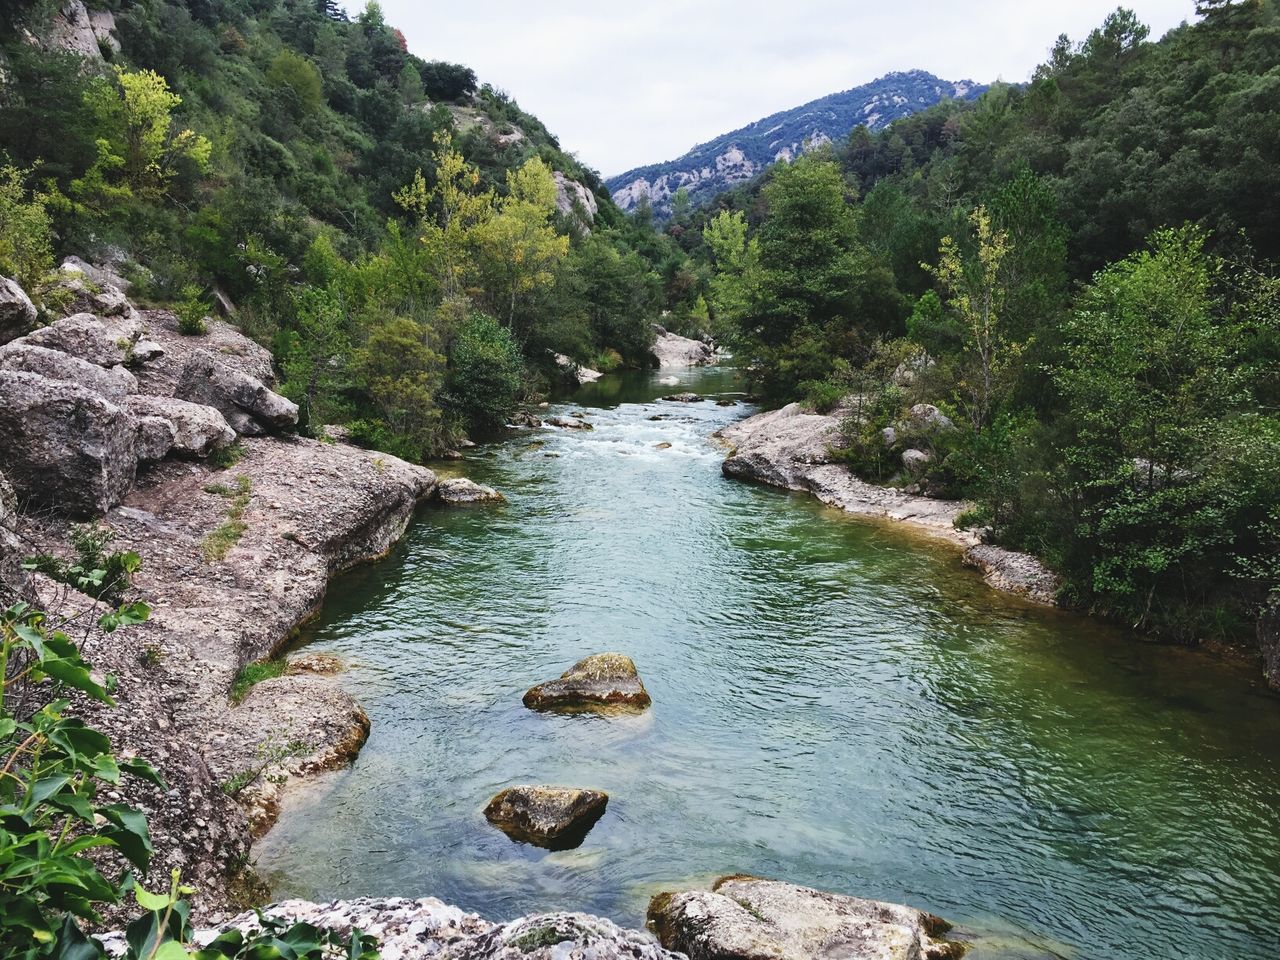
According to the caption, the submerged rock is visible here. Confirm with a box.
[523,653,652,713]
[438,477,505,505]
[647,875,964,960]
[715,398,738,407]
[484,786,609,849]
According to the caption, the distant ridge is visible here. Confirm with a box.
[606,69,986,216]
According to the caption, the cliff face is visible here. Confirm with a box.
[606,70,986,217]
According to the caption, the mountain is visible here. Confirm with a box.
[605,70,986,216]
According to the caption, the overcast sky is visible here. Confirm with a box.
[365,1,1196,178]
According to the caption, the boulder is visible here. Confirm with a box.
[881,426,898,448]
[553,352,602,386]
[664,392,704,403]
[647,876,964,960]
[437,477,505,505]
[554,171,600,227]
[1258,600,1280,692]
[902,449,932,475]
[907,404,955,433]
[717,403,845,490]
[0,371,137,516]
[60,256,131,294]
[652,330,715,368]
[21,314,129,368]
[135,415,177,464]
[55,262,140,326]
[545,415,593,431]
[112,898,680,960]
[0,343,137,402]
[0,276,37,345]
[175,349,298,435]
[715,399,738,407]
[123,395,235,459]
[0,471,25,603]
[483,786,608,849]
[509,410,543,428]
[523,653,652,713]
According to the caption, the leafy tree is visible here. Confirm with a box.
[267,49,324,114]
[445,311,523,434]
[0,165,54,291]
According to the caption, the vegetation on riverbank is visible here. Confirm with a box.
[697,3,1280,646]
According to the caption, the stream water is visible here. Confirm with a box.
[256,366,1280,959]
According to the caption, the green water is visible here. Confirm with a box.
[256,367,1280,959]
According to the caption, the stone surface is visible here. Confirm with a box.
[664,392,704,403]
[484,786,609,849]
[438,477,505,504]
[554,171,600,227]
[718,403,1060,604]
[907,403,955,433]
[524,653,652,713]
[61,255,131,293]
[648,876,963,960]
[103,898,680,960]
[0,471,25,602]
[175,349,298,435]
[135,415,177,464]
[132,309,277,396]
[545,415,594,430]
[1258,599,1280,692]
[124,395,236,459]
[901,448,932,475]
[652,328,715,368]
[20,313,129,367]
[0,370,138,516]
[0,275,37,344]
[554,352,602,385]
[0,342,138,401]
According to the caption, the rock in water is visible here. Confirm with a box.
[0,276,37,345]
[652,329,715,368]
[545,415,593,430]
[0,370,138,516]
[663,392,703,403]
[484,786,608,849]
[523,653,652,713]
[437,477,505,505]
[647,876,964,960]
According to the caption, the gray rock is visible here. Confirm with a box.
[21,314,128,368]
[176,349,298,435]
[437,477,504,505]
[509,410,543,428]
[881,426,898,448]
[124,395,235,459]
[0,471,25,602]
[545,415,593,431]
[0,276,37,345]
[523,653,652,713]
[907,403,954,433]
[648,876,964,960]
[962,545,1060,607]
[902,448,932,475]
[664,392,704,403]
[0,370,137,516]
[131,338,165,363]
[60,256,131,294]
[484,785,609,849]
[0,343,138,401]
[653,330,715,368]
[554,171,600,228]
[108,897,680,960]
[553,352,602,385]
[135,415,177,463]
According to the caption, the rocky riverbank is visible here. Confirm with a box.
[716,402,1061,605]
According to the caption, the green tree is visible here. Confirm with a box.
[445,311,523,434]
[0,165,54,292]
[267,49,324,114]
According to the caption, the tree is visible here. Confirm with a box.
[281,287,351,433]
[445,311,523,434]
[927,206,1017,433]
[267,49,324,114]
[354,314,447,459]
[0,165,54,292]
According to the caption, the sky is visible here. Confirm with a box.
[365,0,1196,179]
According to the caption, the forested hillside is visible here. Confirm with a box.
[692,2,1280,648]
[0,0,695,456]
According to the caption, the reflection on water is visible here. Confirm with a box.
[255,366,1280,960]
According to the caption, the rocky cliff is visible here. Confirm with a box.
[606,70,986,217]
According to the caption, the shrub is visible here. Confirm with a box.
[444,311,523,435]
[175,284,209,335]
[26,523,141,606]
[0,164,54,292]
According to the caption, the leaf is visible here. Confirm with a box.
[152,940,190,960]
[121,756,167,790]
[134,885,172,912]
[53,914,106,960]
[100,804,153,871]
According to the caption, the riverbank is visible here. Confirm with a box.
[715,401,1060,605]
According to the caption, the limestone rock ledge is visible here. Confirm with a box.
[716,403,1059,605]
[102,898,682,960]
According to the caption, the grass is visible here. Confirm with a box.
[202,475,251,562]
[229,658,288,704]
[208,441,246,470]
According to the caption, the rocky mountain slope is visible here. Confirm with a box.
[606,70,985,217]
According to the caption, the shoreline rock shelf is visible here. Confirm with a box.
[523,653,653,713]
[716,402,1060,605]
[484,786,609,849]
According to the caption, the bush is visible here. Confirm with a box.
[0,164,55,293]
[175,284,209,335]
[445,311,523,435]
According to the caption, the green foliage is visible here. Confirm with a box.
[174,285,209,336]
[266,50,323,114]
[0,165,55,293]
[25,524,141,607]
[229,659,287,705]
[201,476,251,563]
[445,311,524,435]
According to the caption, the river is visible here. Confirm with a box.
[255,365,1280,960]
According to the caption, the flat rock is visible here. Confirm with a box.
[103,897,680,960]
[545,415,593,430]
[0,342,137,401]
[523,653,652,713]
[438,477,504,504]
[647,876,964,960]
[0,276,37,344]
[124,394,235,458]
[484,786,609,849]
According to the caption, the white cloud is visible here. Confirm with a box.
[366,0,1195,177]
